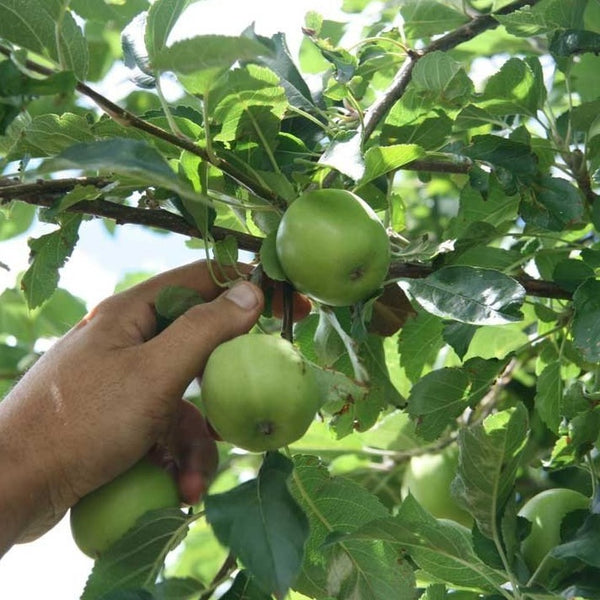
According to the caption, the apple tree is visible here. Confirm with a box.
[2,0,600,598]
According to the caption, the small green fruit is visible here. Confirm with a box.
[402,447,472,528]
[275,189,390,306]
[70,459,179,558]
[201,334,320,452]
[519,487,589,576]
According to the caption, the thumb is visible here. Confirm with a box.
[144,281,263,388]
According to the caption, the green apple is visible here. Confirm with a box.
[275,189,390,306]
[402,447,472,528]
[201,334,321,452]
[519,487,589,576]
[70,458,179,558]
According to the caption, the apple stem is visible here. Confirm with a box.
[319,307,369,384]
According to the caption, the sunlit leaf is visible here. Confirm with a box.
[82,508,189,600]
[398,266,525,325]
[21,214,81,309]
[0,0,88,78]
[453,405,529,538]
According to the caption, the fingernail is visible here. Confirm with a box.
[225,282,260,310]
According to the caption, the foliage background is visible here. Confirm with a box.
[0,1,344,597]
[2,0,600,599]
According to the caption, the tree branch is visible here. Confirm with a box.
[564,149,599,207]
[0,177,263,253]
[0,45,281,207]
[1,177,571,301]
[363,0,541,140]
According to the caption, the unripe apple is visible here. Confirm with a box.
[402,447,472,528]
[519,487,589,577]
[200,334,321,452]
[70,458,179,558]
[275,189,390,306]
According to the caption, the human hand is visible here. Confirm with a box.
[0,261,263,553]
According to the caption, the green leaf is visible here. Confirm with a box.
[96,591,153,600]
[463,325,528,362]
[443,322,478,360]
[421,584,447,600]
[36,287,87,336]
[346,495,506,592]
[496,0,587,36]
[205,452,309,598]
[400,0,469,38]
[382,113,453,151]
[153,35,272,75]
[290,454,415,600]
[572,278,600,363]
[552,514,600,567]
[357,334,406,429]
[398,266,525,325]
[407,367,470,441]
[0,201,36,241]
[534,361,562,434]
[0,286,85,342]
[145,0,194,60]
[552,258,594,292]
[121,13,155,88]
[410,51,473,109]
[479,57,545,116]
[0,1,88,78]
[20,214,82,309]
[260,232,287,282]
[1,113,95,159]
[220,571,272,600]
[398,312,447,382]
[550,29,600,57]
[571,54,600,103]
[0,60,77,98]
[45,138,208,205]
[242,28,316,111]
[308,35,357,84]
[520,176,585,231]
[452,405,529,538]
[70,0,149,28]
[213,235,238,267]
[495,5,549,36]
[462,135,538,182]
[448,180,520,237]
[0,343,29,378]
[212,65,288,147]
[81,508,189,600]
[318,130,364,181]
[360,144,426,186]
[464,357,510,406]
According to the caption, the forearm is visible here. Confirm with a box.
[0,386,70,556]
